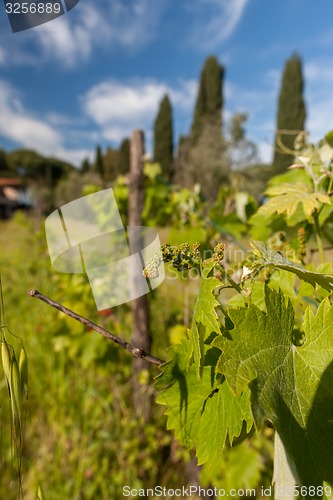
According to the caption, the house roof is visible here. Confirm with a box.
[0,178,21,187]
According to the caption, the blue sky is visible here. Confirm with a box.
[0,0,332,166]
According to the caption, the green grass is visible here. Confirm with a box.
[0,215,198,499]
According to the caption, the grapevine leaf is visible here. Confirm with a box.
[190,261,221,379]
[155,359,253,467]
[156,365,213,450]
[191,321,205,380]
[194,262,221,332]
[268,168,313,188]
[258,183,331,220]
[197,382,253,467]
[213,287,333,487]
[250,241,333,292]
[154,340,193,391]
[319,203,333,225]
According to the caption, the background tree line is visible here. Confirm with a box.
[0,51,306,209]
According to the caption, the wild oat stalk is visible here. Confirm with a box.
[0,276,27,498]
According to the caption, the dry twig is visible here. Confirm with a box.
[28,289,165,367]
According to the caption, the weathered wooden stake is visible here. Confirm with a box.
[128,129,152,422]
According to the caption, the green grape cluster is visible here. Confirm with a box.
[142,249,164,279]
[167,243,201,272]
[212,243,227,262]
[143,243,201,278]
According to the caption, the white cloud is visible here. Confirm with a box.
[83,81,167,125]
[56,147,94,165]
[0,0,168,68]
[257,142,273,164]
[0,0,247,68]
[35,3,113,67]
[304,62,333,84]
[170,80,198,110]
[0,80,91,165]
[82,78,197,143]
[306,98,333,141]
[188,0,249,49]
[303,60,333,141]
[0,81,62,150]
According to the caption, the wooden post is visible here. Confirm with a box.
[128,130,152,422]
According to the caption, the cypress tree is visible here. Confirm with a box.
[103,147,119,181]
[182,55,228,199]
[119,138,130,174]
[153,94,173,179]
[94,145,104,178]
[273,53,306,173]
[191,56,224,143]
[81,157,91,174]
